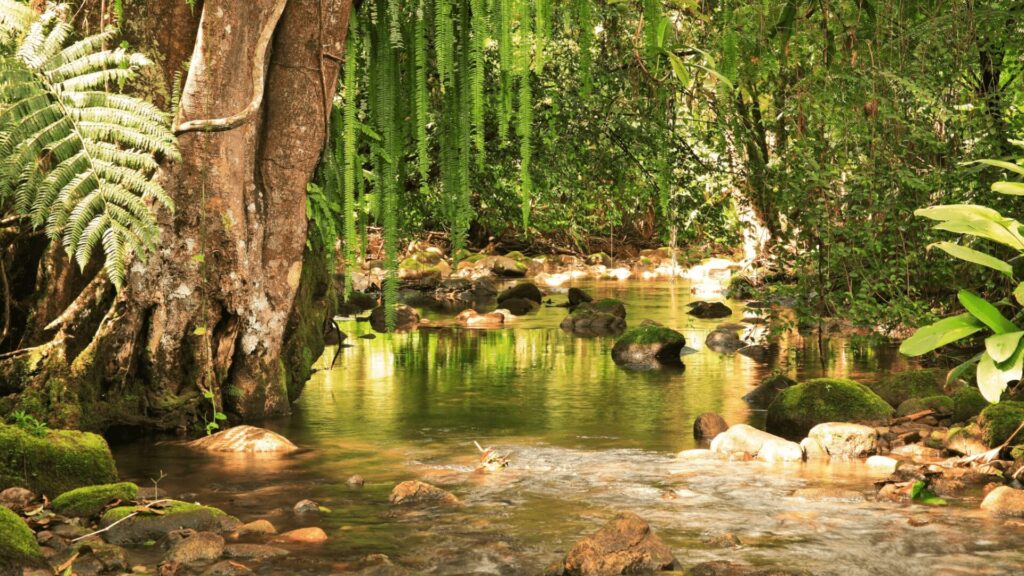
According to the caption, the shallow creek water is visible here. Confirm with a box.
[111,280,1024,575]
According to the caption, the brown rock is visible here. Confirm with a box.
[164,531,224,564]
[272,527,328,544]
[981,486,1024,518]
[693,413,728,440]
[222,544,289,561]
[186,426,299,453]
[233,519,276,537]
[547,512,680,575]
[201,560,254,576]
[388,480,459,506]
[0,487,34,511]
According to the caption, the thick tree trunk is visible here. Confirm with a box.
[2,0,353,431]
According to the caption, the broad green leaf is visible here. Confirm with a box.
[918,494,948,506]
[933,219,1024,251]
[910,480,924,500]
[977,352,1007,403]
[667,53,690,87]
[1016,282,1024,306]
[973,159,1024,176]
[959,290,1018,334]
[899,313,985,357]
[915,204,1006,222]
[946,353,982,387]
[986,332,1024,363]
[930,242,1012,277]
[993,181,1024,196]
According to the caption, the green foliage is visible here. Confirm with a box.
[910,480,947,506]
[7,409,46,437]
[0,2,179,288]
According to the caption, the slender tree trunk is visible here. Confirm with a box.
[2,0,353,431]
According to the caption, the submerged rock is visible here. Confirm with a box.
[866,369,945,408]
[369,304,421,332]
[388,480,459,506]
[792,488,865,502]
[497,282,543,304]
[742,374,796,408]
[560,300,628,336]
[272,527,328,544]
[0,424,118,498]
[981,486,1024,518]
[807,423,878,459]
[611,325,686,368]
[501,297,539,316]
[737,344,772,363]
[187,426,299,453]
[545,512,680,575]
[99,500,229,545]
[222,544,289,561]
[710,424,803,462]
[293,499,320,514]
[52,482,138,518]
[455,309,506,328]
[765,378,893,438]
[687,301,733,319]
[233,519,276,537]
[567,287,593,306]
[705,329,744,353]
[693,413,728,440]
[202,560,255,576]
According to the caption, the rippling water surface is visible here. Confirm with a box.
[112,280,1024,575]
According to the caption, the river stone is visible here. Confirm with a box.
[710,424,803,462]
[71,541,129,574]
[0,423,118,498]
[979,402,1024,447]
[981,486,1024,518]
[369,304,421,332]
[737,344,772,363]
[187,426,299,453]
[234,519,276,537]
[611,326,686,368]
[100,501,229,545]
[568,287,593,306]
[165,531,225,564]
[799,437,828,460]
[896,395,954,417]
[293,499,320,514]
[807,423,878,458]
[202,560,254,576]
[272,527,328,544]
[865,455,899,473]
[497,282,543,304]
[951,387,988,423]
[765,378,893,438]
[455,309,506,328]
[388,480,459,506]
[0,505,44,569]
[743,374,797,408]
[693,413,728,440]
[792,488,865,502]
[867,369,945,408]
[475,255,527,277]
[545,512,680,575]
[705,329,744,353]
[561,300,628,337]
[0,487,34,511]
[52,482,138,518]
[501,297,539,316]
[687,301,733,319]
[944,424,988,456]
[222,544,289,561]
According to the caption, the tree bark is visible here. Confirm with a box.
[3,0,353,431]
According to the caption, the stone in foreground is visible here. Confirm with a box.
[807,423,878,459]
[187,425,299,453]
[388,480,459,506]
[981,486,1024,518]
[611,325,686,368]
[0,506,44,570]
[765,378,893,438]
[710,424,803,463]
[51,482,138,518]
[545,512,680,575]
[100,500,228,545]
[693,413,728,440]
[0,423,118,497]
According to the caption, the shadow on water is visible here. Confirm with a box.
[111,280,1024,575]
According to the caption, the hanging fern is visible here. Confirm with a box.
[533,0,551,73]
[341,19,359,295]
[515,0,533,233]
[495,0,513,141]
[414,0,430,191]
[469,0,486,166]
[0,3,179,288]
[576,0,593,97]
[434,0,454,88]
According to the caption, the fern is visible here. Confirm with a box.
[342,22,359,294]
[414,0,430,192]
[469,0,486,166]
[495,0,512,141]
[517,71,532,234]
[434,0,454,88]
[0,3,178,288]
[576,0,593,97]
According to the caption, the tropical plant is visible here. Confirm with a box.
[900,150,1024,402]
[0,1,179,288]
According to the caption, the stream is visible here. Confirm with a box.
[110,280,1024,575]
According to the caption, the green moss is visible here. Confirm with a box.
[896,395,954,417]
[464,252,486,263]
[0,506,43,566]
[979,402,1024,447]
[280,238,335,405]
[100,499,228,545]
[0,423,117,497]
[952,386,990,423]
[867,369,945,408]
[766,378,894,437]
[617,325,685,346]
[571,298,626,320]
[504,251,528,262]
[52,482,138,518]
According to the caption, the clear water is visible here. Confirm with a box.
[111,280,1024,575]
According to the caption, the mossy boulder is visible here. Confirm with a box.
[0,506,43,568]
[952,387,990,423]
[611,326,686,367]
[52,482,138,518]
[100,500,229,545]
[497,282,543,305]
[586,298,626,319]
[560,300,627,336]
[0,424,117,497]
[979,402,1024,447]
[766,378,894,437]
[742,374,797,407]
[866,369,944,408]
[398,256,450,283]
[687,301,733,319]
[895,395,954,417]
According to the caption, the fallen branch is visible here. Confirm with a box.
[173,0,288,135]
[70,499,173,543]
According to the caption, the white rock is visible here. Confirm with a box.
[981,486,1024,518]
[186,425,299,453]
[710,424,803,462]
[800,437,829,460]
[865,455,899,473]
[757,438,805,463]
[808,422,878,459]
[676,449,717,461]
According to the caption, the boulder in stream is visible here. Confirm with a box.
[806,423,878,459]
[369,304,421,332]
[611,325,686,368]
[388,480,459,506]
[567,287,593,307]
[693,413,728,440]
[186,425,299,453]
[705,328,744,353]
[560,300,627,336]
[544,512,680,575]
[687,301,733,319]
[51,482,138,518]
[99,500,231,545]
[866,369,945,408]
[743,374,796,408]
[500,297,539,316]
[0,505,44,570]
[0,423,118,498]
[765,378,893,438]
[497,281,544,305]
[164,530,225,565]
[981,486,1024,518]
[979,401,1024,447]
[710,424,803,462]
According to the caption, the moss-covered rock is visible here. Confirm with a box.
[766,378,894,437]
[611,326,686,367]
[585,298,627,319]
[100,500,229,545]
[979,402,1024,447]
[0,424,117,497]
[866,369,945,408]
[952,387,990,423]
[51,482,138,518]
[0,505,43,568]
[895,395,954,417]
[560,300,627,336]
[497,282,543,305]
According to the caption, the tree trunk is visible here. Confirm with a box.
[2,0,353,432]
